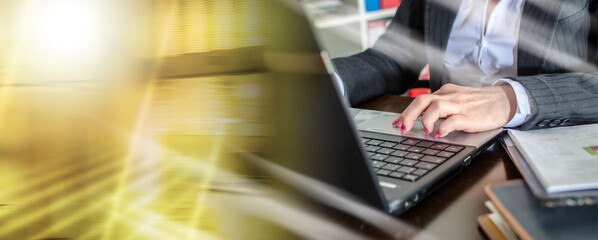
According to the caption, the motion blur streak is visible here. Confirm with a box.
[0,0,280,239]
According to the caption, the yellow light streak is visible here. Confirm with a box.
[89,147,230,240]
[0,1,273,239]
[0,150,121,204]
[0,155,125,236]
[100,80,156,240]
[0,0,36,131]
[21,133,241,239]
[99,0,180,236]
[185,131,225,240]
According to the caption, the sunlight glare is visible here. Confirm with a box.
[32,1,103,61]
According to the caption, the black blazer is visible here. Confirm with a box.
[333,0,598,130]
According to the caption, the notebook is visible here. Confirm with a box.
[266,0,503,215]
[481,180,598,240]
[500,129,598,207]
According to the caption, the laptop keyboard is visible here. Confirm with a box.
[361,137,464,182]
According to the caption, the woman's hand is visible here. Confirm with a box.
[392,83,516,137]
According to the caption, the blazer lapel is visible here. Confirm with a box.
[518,0,563,76]
[424,0,461,88]
[425,0,461,51]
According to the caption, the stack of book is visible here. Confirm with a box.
[478,124,598,239]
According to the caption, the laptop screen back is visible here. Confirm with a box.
[265,0,387,210]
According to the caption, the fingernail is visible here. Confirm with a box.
[434,131,440,139]
[392,118,399,126]
[400,125,405,135]
[424,128,429,136]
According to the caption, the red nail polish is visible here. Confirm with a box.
[424,129,429,136]
[434,132,440,139]
[400,125,405,135]
[392,118,399,126]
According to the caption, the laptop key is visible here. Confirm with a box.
[445,145,464,152]
[437,151,454,158]
[376,169,391,176]
[376,148,394,155]
[412,169,428,176]
[407,146,425,153]
[384,156,403,164]
[361,138,370,143]
[421,155,446,164]
[402,174,419,182]
[366,139,384,146]
[415,162,437,170]
[422,149,440,155]
[365,146,381,152]
[403,139,420,145]
[371,161,386,168]
[371,154,389,161]
[390,150,408,158]
[430,143,449,150]
[399,159,418,166]
[382,164,400,171]
[366,152,376,157]
[397,166,416,174]
[405,152,424,160]
[416,141,434,148]
[379,142,398,148]
[389,172,405,179]
[393,144,410,151]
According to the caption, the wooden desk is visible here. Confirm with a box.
[354,95,523,239]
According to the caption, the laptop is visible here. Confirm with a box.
[266,0,503,215]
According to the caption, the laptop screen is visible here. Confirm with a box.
[264,0,387,210]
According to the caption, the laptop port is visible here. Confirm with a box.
[463,156,472,166]
[404,200,412,209]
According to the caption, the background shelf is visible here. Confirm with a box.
[303,0,398,58]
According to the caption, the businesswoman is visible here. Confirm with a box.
[333,0,598,137]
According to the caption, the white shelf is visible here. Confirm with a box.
[303,0,345,9]
[304,0,398,56]
[314,14,360,29]
[365,8,396,21]
[311,7,396,29]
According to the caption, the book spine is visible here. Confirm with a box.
[364,0,381,12]
[380,0,401,9]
